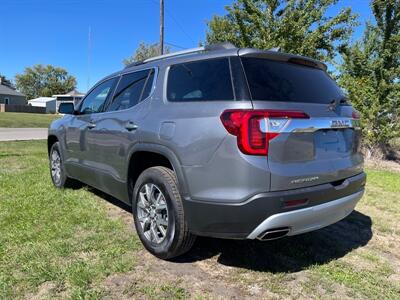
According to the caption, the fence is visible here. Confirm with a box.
[0,104,46,114]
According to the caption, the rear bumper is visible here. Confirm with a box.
[184,172,366,239]
[247,189,364,239]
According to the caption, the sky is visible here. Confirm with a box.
[1,0,372,93]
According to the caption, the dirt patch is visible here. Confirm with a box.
[24,282,57,300]
[101,250,248,299]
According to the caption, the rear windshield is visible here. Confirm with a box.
[167,58,234,102]
[241,57,344,103]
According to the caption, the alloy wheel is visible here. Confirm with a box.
[137,183,169,244]
[50,150,62,185]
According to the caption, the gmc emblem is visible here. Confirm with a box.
[331,119,351,128]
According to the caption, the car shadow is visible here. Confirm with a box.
[176,210,372,273]
[86,186,372,273]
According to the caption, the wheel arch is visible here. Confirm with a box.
[126,143,189,204]
[47,134,59,156]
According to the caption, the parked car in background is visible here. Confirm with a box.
[48,43,366,259]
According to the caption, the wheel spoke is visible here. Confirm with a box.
[155,203,167,211]
[145,184,154,204]
[156,217,168,227]
[157,224,167,238]
[150,222,159,243]
[138,193,150,210]
[139,216,151,229]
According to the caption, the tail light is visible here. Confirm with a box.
[352,110,360,119]
[220,109,309,155]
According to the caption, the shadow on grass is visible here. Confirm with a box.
[87,186,372,273]
[179,211,372,273]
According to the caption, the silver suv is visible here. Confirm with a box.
[48,43,366,259]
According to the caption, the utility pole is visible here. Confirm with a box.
[160,0,164,55]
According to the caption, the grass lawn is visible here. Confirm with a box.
[0,140,399,299]
[0,112,60,128]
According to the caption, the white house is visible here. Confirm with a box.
[28,97,57,113]
[53,89,85,111]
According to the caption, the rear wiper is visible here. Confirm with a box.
[327,99,337,111]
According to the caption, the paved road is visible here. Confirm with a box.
[0,128,48,141]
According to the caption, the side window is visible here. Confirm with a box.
[167,58,234,102]
[107,69,152,112]
[79,78,116,114]
[141,69,155,100]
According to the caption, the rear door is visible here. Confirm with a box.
[241,56,363,191]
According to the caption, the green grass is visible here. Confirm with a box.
[0,112,59,128]
[303,168,400,299]
[0,141,140,299]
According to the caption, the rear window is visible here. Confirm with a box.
[241,57,344,103]
[167,58,234,102]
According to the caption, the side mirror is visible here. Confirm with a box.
[58,102,75,114]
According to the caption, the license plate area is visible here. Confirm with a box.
[314,129,353,156]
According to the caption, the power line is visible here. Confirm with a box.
[150,0,195,45]
[165,42,187,50]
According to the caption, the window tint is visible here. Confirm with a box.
[241,57,344,104]
[79,78,116,114]
[107,70,150,111]
[167,58,234,102]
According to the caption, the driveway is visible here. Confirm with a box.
[0,128,48,141]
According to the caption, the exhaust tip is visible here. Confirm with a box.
[257,227,290,241]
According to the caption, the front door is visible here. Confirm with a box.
[64,77,117,186]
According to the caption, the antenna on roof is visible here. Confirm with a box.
[87,26,92,91]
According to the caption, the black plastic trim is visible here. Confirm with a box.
[184,172,366,239]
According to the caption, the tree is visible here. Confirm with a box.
[123,42,171,66]
[339,0,400,156]
[15,65,77,100]
[206,0,357,62]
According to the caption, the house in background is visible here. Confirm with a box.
[0,77,26,105]
[28,97,57,113]
[53,89,85,111]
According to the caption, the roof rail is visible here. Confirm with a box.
[124,42,237,69]
[268,47,281,52]
[143,46,205,63]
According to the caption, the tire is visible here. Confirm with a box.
[49,142,77,188]
[132,166,196,259]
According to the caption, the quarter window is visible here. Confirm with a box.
[79,78,116,114]
[107,69,154,112]
[167,58,234,102]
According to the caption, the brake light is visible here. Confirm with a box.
[220,109,309,155]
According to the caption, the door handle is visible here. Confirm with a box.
[87,122,96,129]
[125,122,138,131]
